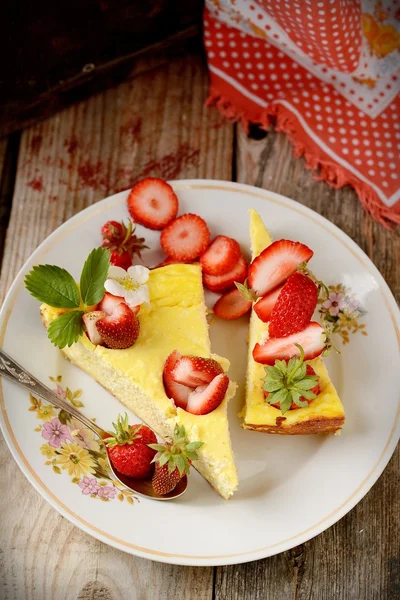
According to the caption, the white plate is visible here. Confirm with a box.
[0,180,399,566]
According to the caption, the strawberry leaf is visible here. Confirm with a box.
[47,310,85,349]
[25,265,80,308]
[80,247,110,307]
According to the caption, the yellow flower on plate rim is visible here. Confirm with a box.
[40,443,57,459]
[36,404,56,422]
[57,441,96,478]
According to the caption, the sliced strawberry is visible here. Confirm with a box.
[265,365,320,410]
[269,273,318,338]
[186,374,229,415]
[96,303,140,349]
[160,214,210,262]
[252,322,325,365]
[155,256,191,268]
[253,285,283,322]
[97,293,139,316]
[127,178,178,230]
[248,240,313,297]
[213,288,252,320]
[163,350,192,409]
[200,236,241,276]
[203,255,248,293]
[171,356,223,387]
[110,249,132,270]
[83,310,106,345]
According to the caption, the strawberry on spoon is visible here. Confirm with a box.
[149,425,203,495]
[105,414,157,478]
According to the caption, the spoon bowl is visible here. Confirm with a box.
[0,349,188,501]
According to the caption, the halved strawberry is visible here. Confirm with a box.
[268,273,318,338]
[252,322,325,365]
[186,374,229,415]
[253,285,283,322]
[200,236,241,276]
[163,350,191,409]
[98,292,140,316]
[171,356,223,387]
[83,310,106,345]
[213,288,252,320]
[96,303,140,349]
[127,178,178,230]
[97,292,124,314]
[203,255,248,293]
[160,214,210,261]
[248,240,313,297]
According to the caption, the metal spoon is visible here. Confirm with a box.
[0,349,187,500]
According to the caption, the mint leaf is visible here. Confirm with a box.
[47,310,84,349]
[25,265,80,308]
[80,248,110,307]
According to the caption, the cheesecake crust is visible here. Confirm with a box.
[242,414,345,435]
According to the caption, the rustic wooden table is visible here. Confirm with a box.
[0,49,399,600]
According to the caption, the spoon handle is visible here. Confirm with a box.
[0,349,106,439]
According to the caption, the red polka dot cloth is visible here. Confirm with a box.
[204,0,400,226]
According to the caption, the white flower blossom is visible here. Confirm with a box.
[104,265,150,308]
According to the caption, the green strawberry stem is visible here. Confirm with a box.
[148,425,203,476]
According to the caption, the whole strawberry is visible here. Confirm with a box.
[101,218,148,269]
[101,220,124,244]
[149,425,203,495]
[105,414,157,478]
[268,272,318,338]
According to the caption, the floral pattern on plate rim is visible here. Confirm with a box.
[318,283,368,345]
[29,376,138,505]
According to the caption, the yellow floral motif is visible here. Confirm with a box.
[57,441,96,478]
[362,13,400,58]
[36,404,56,422]
[40,444,56,459]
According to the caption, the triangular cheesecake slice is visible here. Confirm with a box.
[41,263,238,499]
[241,210,345,434]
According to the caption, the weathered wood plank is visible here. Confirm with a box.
[214,127,399,600]
[0,135,20,272]
[0,53,233,599]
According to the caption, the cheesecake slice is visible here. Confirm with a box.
[241,210,345,434]
[41,263,238,499]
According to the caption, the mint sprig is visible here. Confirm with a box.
[80,247,110,307]
[25,247,110,349]
[25,265,80,308]
[47,310,85,348]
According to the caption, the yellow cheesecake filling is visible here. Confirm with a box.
[41,263,238,498]
[242,210,344,431]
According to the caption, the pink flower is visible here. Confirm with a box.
[322,292,345,317]
[78,476,100,495]
[42,418,72,448]
[97,485,117,499]
[54,384,67,399]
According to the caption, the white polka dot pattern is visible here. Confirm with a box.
[204,1,400,212]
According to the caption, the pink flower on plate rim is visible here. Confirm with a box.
[78,477,101,495]
[97,485,117,499]
[42,418,72,448]
[322,292,346,317]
